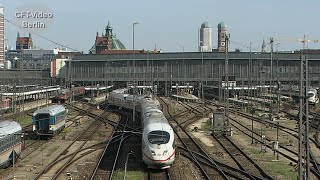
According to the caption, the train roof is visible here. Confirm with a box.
[111,88,128,94]
[33,105,66,116]
[0,121,22,139]
[60,86,85,93]
[144,113,168,125]
[144,122,172,131]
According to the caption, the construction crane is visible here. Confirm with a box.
[273,35,319,49]
[272,35,319,180]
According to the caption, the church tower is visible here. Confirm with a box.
[16,32,33,50]
[105,21,113,50]
[217,21,227,52]
[199,22,212,52]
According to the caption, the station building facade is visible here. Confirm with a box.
[65,51,320,88]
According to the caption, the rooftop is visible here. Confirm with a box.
[218,21,227,29]
[201,21,211,28]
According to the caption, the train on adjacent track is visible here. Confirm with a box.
[0,121,23,168]
[307,89,319,104]
[32,105,67,135]
[280,86,319,105]
[0,98,10,112]
[108,88,175,169]
[52,87,86,103]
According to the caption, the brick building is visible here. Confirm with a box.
[16,32,33,50]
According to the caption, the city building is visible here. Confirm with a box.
[217,21,227,52]
[89,21,126,54]
[51,51,81,78]
[5,48,70,70]
[0,6,4,66]
[16,32,33,50]
[199,22,212,52]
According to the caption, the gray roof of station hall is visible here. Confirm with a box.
[70,52,320,62]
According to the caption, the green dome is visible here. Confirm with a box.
[218,21,227,28]
[201,21,210,28]
[112,38,126,50]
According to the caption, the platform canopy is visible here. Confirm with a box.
[84,85,113,90]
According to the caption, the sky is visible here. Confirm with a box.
[1,0,320,53]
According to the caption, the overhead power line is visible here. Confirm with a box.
[5,18,80,52]
[229,40,260,52]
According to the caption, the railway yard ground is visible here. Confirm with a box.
[1,100,119,180]
[1,94,320,179]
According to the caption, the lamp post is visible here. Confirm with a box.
[269,38,274,122]
[124,150,135,180]
[132,22,139,123]
[199,41,204,100]
[249,42,254,145]
[13,57,18,118]
[275,43,280,115]
[178,43,185,86]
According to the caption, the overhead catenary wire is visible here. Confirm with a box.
[229,40,261,52]
[4,18,80,52]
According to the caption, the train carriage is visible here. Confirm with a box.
[108,89,136,109]
[0,121,22,168]
[32,105,66,135]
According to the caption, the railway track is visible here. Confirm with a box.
[159,97,268,179]
[34,120,101,179]
[230,116,320,178]
[227,108,320,176]
[176,99,274,179]
[90,109,142,180]
[11,105,83,167]
[199,99,320,178]
[148,169,171,180]
[90,112,129,179]
[33,105,111,180]
[281,103,320,148]
[213,135,272,179]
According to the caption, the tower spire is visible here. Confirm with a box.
[105,21,113,37]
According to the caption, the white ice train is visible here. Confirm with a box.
[108,89,135,109]
[141,97,175,169]
[108,89,175,169]
[281,86,319,104]
[308,89,319,104]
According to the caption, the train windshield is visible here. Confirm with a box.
[148,131,170,144]
[36,114,50,121]
[308,92,315,97]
